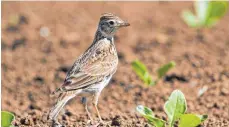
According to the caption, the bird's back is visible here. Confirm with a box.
[53,37,118,95]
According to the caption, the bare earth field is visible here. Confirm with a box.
[2,2,229,127]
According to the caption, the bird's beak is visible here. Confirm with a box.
[119,22,130,27]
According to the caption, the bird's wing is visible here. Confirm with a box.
[55,40,118,93]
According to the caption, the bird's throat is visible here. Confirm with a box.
[93,30,113,44]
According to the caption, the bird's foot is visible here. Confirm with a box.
[99,120,111,126]
[86,120,100,127]
[88,123,100,127]
[52,120,64,127]
[87,120,93,125]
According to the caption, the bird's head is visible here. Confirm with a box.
[98,13,130,37]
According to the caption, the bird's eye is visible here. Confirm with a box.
[109,21,114,25]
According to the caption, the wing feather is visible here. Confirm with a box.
[55,40,118,93]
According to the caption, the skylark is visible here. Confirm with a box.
[48,13,129,127]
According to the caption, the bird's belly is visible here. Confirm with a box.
[80,75,112,96]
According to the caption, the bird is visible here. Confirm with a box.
[48,13,130,127]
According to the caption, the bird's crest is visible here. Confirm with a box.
[100,13,117,21]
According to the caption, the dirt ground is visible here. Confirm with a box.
[2,2,229,127]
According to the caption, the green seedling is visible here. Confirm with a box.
[136,90,208,127]
[131,60,175,86]
[182,1,228,28]
[131,60,155,86]
[156,61,176,80]
[136,105,166,127]
[164,90,187,126]
[1,111,15,127]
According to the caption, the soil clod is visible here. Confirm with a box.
[111,115,122,126]
[164,74,188,83]
[11,37,26,50]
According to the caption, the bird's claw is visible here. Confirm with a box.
[99,120,111,126]
[87,120,95,125]
[52,120,64,127]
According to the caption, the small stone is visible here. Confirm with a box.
[220,88,229,96]
[20,118,30,125]
[111,115,122,126]
[11,38,26,50]
[40,27,50,37]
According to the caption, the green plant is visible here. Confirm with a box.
[136,105,166,127]
[131,60,155,86]
[157,61,176,80]
[1,111,15,127]
[136,90,208,127]
[182,1,228,28]
[131,60,176,86]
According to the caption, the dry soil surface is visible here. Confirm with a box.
[2,2,229,127]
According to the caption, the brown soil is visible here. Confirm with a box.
[2,2,229,127]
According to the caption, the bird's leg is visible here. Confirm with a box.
[94,104,102,122]
[82,97,94,124]
[92,93,103,123]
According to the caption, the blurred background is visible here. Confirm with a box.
[1,1,229,126]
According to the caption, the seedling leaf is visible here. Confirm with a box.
[136,105,165,127]
[182,10,199,27]
[145,115,166,127]
[195,1,209,25]
[179,114,201,127]
[197,114,208,122]
[205,1,229,27]
[1,111,15,127]
[182,1,229,28]
[136,105,154,116]
[164,90,187,126]
[207,1,228,19]
[132,60,155,86]
[157,61,176,79]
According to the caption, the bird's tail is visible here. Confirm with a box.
[48,93,76,121]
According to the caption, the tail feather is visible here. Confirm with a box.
[48,93,75,121]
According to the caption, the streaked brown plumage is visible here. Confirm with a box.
[48,13,129,127]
